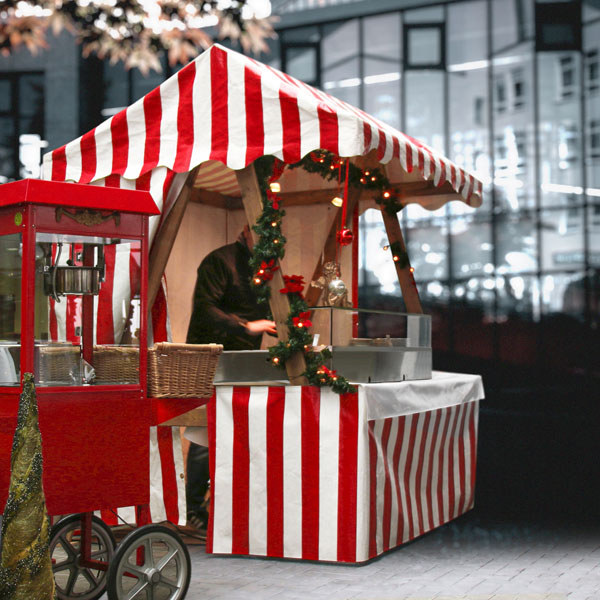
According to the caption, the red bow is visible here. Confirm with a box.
[280,274,305,297]
[292,311,312,329]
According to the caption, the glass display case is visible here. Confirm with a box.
[214,307,432,384]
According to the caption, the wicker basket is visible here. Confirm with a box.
[93,346,140,384]
[147,342,223,398]
[37,345,81,384]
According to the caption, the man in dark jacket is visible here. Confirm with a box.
[185,225,275,534]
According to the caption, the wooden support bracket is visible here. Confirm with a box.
[236,164,308,385]
[148,167,200,312]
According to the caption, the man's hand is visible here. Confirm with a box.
[245,319,277,336]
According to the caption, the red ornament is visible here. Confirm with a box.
[336,227,354,246]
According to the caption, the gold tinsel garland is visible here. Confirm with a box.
[0,373,56,600]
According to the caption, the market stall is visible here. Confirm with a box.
[42,43,485,562]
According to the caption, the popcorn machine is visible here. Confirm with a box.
[0,179,194,600]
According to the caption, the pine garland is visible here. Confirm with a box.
[250,150,407,393]
[289,151,405,215]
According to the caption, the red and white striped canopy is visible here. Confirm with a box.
[43,43,483,213]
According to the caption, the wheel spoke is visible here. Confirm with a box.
[157,575,180,593]
[121,563,146,579]
[58,533,78,558]
[52,557,77,572]
[65,565,81,595]
[81,567,100,587]
[155,547,178,572]
[90,547,110,560]
[143,539,154,568]
[125,579,150,600]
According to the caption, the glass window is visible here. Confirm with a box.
[585,49,599,93]
[322,57,360,107]
[496,213,538,274]
[588,203,600,268]
[0,117,15,183]
[281,26,320,44]
[0,233,22,386]
[363,58,400,130]
[405,71,445,154]
[538,52,583,208]
[0,79,11,112]
[493,46,536,211]
[405,225,448,282]
[450,219,493,278]
[406,26,443,68]
[358,209,400,297]
[34,234,141,386]
[404,6,445,23]
[285,46,318,84]
[363,13,401,60]
[492,0,521,51]
[447,1,487,65]
[540,207,584,271]
[322,20,359,69]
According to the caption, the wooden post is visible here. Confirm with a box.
[236,164,308,385]
[380,210,423,314]
[148,167,200,311]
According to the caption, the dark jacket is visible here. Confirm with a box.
[186,241,268,350]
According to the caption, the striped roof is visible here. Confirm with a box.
[43,43,482,207]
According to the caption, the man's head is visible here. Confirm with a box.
[241,224,254,249]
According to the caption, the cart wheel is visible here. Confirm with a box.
[106,524,191,600]
[50,513,116,600]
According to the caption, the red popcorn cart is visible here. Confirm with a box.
[0,179,214,600]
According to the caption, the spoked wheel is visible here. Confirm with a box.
[50,513,116,600]
[106,524,191,600]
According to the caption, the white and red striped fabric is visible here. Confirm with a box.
[206,373,483,563]
[42,44,483,206]
[41,43,483,528]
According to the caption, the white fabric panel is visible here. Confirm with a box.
[363,372,485,421]
[123,100,147,179]
[226,50,248,170]
[318,390,340,561]
[158,77,180,169]
[282,387,303,559]
[397,415,412,543]
[93,119,114,182]
[247,387,268,556]
[111,244,131,344]
[261,66,284,159]
[148,426,168,523]
[189,59,212,170]
[373,419,386,557]
[63,137,82,183]
[386,418,400,549]
[212,387,235,554]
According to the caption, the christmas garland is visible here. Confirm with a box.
[249,151,405,394]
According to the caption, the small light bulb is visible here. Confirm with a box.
[274,239,279,244]
[371,176,376,181]
[409,267,415,273]
[393,255,399,262]
[383,191,391,198]
[254,278,262,284]
[360,178,366,184]
[273,357,279,364]
[331,197,344,207]
[271,221,277,227]
[383,245,389,251]
[364,171,370,176]
[270,182,281,193]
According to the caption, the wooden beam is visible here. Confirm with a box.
[381,210,423,314]
[236,164,308,385]
[148,167,200,311]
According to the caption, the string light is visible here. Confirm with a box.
[331,197,344,207]
[269,182,280,193]
[383,191,391,198]
[393,255,399,262]
[254,277,262,284]
[271,221,277,227]
[383,245,389,251]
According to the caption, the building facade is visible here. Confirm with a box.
[0,0,598,383]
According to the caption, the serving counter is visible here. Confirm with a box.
[205,371,484,563]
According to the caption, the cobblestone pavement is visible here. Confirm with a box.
[179,514,599,600]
